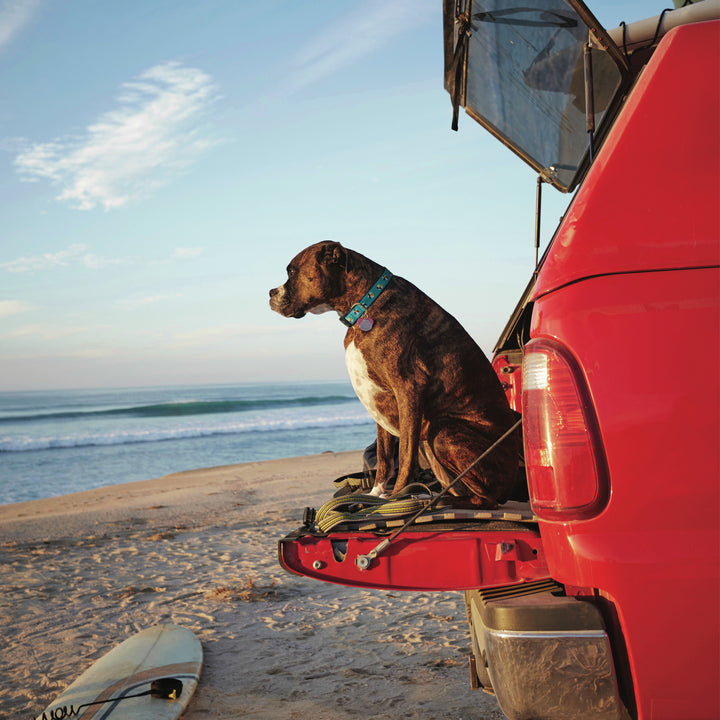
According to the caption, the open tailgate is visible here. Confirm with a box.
[278,501,548,591]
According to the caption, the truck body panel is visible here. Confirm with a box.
[533,20,720,297]
[531,269,720,719]
[524,18,720,720]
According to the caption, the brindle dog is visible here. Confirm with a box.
[269,241,519,508]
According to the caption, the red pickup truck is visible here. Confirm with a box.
[279,2,720,718]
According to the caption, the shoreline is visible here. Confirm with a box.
[0,451,363,543]
[1,451,505,719]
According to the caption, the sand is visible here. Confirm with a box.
[0,451,507,719]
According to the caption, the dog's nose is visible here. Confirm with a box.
[269,287,277,298]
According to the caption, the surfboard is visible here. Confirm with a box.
[34,624,202,720]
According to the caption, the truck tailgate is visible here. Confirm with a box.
[278,502,548,591]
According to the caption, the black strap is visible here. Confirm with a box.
[449,8,472,131]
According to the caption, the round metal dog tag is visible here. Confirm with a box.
[358,317,374,331]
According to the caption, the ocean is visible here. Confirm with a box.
[0,381,374,505]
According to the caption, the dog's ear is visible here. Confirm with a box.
[317,242,349,270]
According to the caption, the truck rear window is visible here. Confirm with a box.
[446,0,625,191]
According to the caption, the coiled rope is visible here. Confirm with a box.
[314,492,429,534]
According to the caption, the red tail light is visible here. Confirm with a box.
[521,339,609,520]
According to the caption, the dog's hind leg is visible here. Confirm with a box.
[425,421,519,508]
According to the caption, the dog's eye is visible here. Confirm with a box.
[287,267,296,277]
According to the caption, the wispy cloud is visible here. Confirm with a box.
[0,0,42,51]
[280,0,429,97]
[172,247,203,259]
[1,243,198,274]
[0,299,33,318]
[0,323,91,340]
[0,243,88,273]
[81,253,129,270]
[115,293,182,308]
[170,323,270,348]
[15,61,219,210]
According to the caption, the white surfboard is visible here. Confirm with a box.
[34,624,202,720]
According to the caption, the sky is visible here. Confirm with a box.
[0,0,667,391]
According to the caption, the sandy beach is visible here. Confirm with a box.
[1,450,506,719]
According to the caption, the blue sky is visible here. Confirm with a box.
[1,0,665,391]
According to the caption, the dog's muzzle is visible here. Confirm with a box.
[269,285,307,318]
[269,285,285,312]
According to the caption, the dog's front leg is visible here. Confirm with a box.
[391,397,422,496]
[370,424,396,497]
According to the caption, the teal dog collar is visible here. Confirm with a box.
[341,269,393,327]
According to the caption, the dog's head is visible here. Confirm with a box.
[269,241,351,319]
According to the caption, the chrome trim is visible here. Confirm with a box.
[487,628,608,640]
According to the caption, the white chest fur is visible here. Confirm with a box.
[345,340,398,435]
